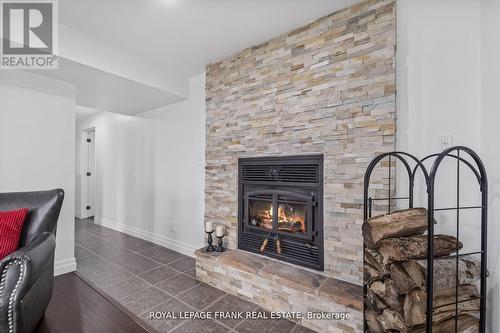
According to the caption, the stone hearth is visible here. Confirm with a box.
[196,249,363,333]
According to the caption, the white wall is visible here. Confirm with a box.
[76,73,206,255]
[0,72,76,276]
[481,0,500,330]
[397,0,482,248]
[141,73,206,252]
[397,0,481,156]
[398,0,499,329]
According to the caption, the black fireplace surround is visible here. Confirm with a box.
[238,155,324,271]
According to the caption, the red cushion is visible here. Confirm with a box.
[0,208,28,259]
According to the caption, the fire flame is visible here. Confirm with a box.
[251,202,306,233]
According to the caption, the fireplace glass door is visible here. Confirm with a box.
[277,195,307,234]
[245,190,313,240]
[248,193,273,231]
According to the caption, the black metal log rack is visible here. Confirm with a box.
[363,146,488,333]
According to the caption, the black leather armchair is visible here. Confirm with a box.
[0,189,64,333]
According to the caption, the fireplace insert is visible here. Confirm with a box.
[238,155,323,270]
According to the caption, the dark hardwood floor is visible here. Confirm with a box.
[35,273,150,333]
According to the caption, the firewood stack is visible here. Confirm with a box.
[363,208,481,333]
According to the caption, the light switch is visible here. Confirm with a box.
[440,135,454,150]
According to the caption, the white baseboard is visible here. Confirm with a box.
[94,216,198,258]
[75,210,83,219]
[54,257,77,276]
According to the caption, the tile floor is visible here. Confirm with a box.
[75,218,314,333]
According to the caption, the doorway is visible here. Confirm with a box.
[79,127,96,219]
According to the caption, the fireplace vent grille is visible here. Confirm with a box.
[242,164,319,183]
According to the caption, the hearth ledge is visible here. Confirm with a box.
[195,248,363,333]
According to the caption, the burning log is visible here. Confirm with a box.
[277,221,303,233]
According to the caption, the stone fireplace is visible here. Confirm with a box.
[238,155,324,270]
[203,0,395,284]
[197,0,396,332]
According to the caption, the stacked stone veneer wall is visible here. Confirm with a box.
[205,0,396,284]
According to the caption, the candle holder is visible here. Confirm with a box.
[205,231,216,252]
[216,234,226,252]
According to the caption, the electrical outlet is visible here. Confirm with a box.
[440,135,453,150]
[170,221,176,233]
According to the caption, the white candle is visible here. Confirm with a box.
[205,222,214,232]
[215,225,225,237]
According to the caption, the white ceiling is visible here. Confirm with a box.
[34,58,184,114]
[76,105,100,119]
[60,0,358,79]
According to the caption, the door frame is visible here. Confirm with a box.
[78,123,98,219]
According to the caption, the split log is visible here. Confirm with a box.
[430,257,481,290]
[377,308,407,332]
[370,280,386,296]
[365,309,384,333]
[385,279,403,313]
[433,299,480,324]
[402,257,481,291]
[366,289,388,314]
[365,248,389,275]
[369,279,402,312]
[364,264,382,285]
[363,208,428,248]
[377,234,462,265]
[434,314,479,333]
[403,285,480,327]
[390,263,419,294]
[409,314,479,333]
[401,261,426,289]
